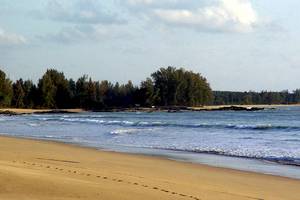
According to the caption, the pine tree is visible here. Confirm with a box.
[0,69,13,107]
[12,79,25,108]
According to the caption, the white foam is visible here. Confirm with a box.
[110,129,140,135]
[27,123,39,127]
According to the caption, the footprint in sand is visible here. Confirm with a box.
[13,160,203,200]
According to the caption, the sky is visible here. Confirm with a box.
[1,0,300,91]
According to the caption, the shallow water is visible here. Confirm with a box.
[1,106,300,179]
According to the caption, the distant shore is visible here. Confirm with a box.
[0,135,299,200]
[1,104,299,115]
[0,108,85,115]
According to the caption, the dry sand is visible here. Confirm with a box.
[0,136,299,200]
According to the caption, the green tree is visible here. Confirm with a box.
[0,69,13,107]
[151,67,179,105]
[151,67,213,106]
[12,79,25,108]
[38,69,70,108]
[38,73,56,108]
[23,80,36,108]
[98,80,114,107]
[86,78,97,109]
[120,81,136,107]
[293,89,300,103]
[138,78,157,106]
[75,75,88,108]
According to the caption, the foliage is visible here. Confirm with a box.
[213,91,300,105]
[38,69,71,108]
[0,69,13,107]
[12,79,25,108]
[4,66,300,109]
[151,67,213,106]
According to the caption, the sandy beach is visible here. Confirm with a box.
[0,136,299,200]
[0,105,293,114]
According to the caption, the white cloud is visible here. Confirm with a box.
[126,0,259,32]
[34,0,127,44]
[127,0,175,5]
[40,24,132,44]
[0,28,27,45]
[45,0,124,25]
[124,0,202,10]
[38,0,260,44]
[127,0,153,5]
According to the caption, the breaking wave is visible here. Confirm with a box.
[35,116,300,131]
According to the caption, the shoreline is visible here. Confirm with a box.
[2,133,300,180]
[1,107,300,180]
[0,135,299,199]
[0,134,300,181]
[3,134,300,180]
[0,108,86,115]
[0,104,295,115]
[97,145,300,180]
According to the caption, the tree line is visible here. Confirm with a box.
[0,67,213,109]
[213,90,300,105]
[2,67,300,109]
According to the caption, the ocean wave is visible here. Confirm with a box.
[41,135,57,139]
[110,128,155,135]
[239,136,255,140]
[33,116,300,131]
[26,123,40,127]
[156,147,300,166]
[283,139,300,142]
[110,129,141,135]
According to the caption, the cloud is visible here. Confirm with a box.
[33,0,129,44]
[0,28,27,45]
[123,0,205,11]
[44,0,125,25]
[37,0,260,44]
[127,0,195,7]
[127,0,178,6]
[125,0,259,32]
[39,24,132,44]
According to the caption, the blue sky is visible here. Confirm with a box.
[1,0,300,91]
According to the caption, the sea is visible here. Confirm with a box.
[1,106,300,179]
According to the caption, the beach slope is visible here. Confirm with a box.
[0,136,299,200]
